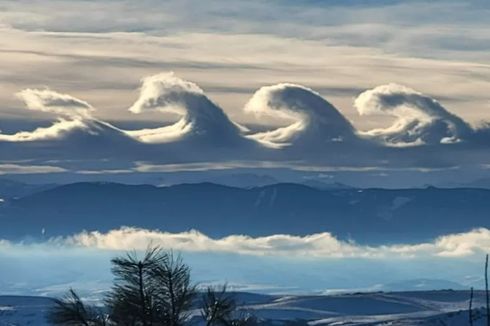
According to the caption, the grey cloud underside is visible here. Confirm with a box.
[1,72,490,173]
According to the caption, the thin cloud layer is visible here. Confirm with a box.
[0,163,66,174]
[18,227,490,259]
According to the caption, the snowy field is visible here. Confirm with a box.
[0,290,488,325]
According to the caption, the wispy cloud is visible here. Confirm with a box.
[1,1,490,127]
[0,163,66,174]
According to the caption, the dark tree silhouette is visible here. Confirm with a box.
[48,288,107,326]
[150,252,196,326]
[49,247,245,326]
[106,247,167,326]
[228,314,260,326]
[469,287,474,326]
[486,254,490,326]
[201,285,236,326]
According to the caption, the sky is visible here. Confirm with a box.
[1,0,490,186]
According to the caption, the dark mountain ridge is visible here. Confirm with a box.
[1,182,489,244]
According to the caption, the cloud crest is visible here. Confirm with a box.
[2,73,485,149]
[16,88,94,118]
[355,83,473,146]
[1,89,95,142]
[245,83,356,148]
[2,72,490,176]
[126,72,246,145]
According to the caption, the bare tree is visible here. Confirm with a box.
[201,285,236,326]
[48,288,107,326]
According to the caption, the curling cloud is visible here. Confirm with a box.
[126,72,246,145]
[1,88,136,146]
[2,72,490,178]
[0,119,88,142]
[354,83,473,146]
[1,89,96,142]
[244,84,356,148]
[16,88,94,118]
[55,227,490,259]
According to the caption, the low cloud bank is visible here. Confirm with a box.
[5,227,486,259]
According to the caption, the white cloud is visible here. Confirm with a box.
[128,72,204,114]
[244,83,356,147]
[36,227,490,259]
[354,83,474,146]
[0,88,97,142]
[0,119,87,142]
[132,161,385,173]
[16,88,94,118]
[125,72,246,144]
[0,72,489,183]
[1,88,144,145]
[0,163,66,174]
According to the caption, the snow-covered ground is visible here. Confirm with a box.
[0,296,53,325]
[0,290,487,325]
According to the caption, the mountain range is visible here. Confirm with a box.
[1,182,489,244]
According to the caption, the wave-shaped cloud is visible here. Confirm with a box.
[2,73,484,149]
[355,83,474,146]
[244,83,357,148]
[1,89,95,142]
[0,89,131,144]
[16,88,94,118]
[0,119,88,142]
[11,227,490,259]
[125,72,247,146]
[1,72,490,177]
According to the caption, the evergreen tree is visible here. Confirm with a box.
[150,252,196,326]
[48,288,107,326]
[201,285,236,326]
[106,247,167,326]
[49,247,244,326]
